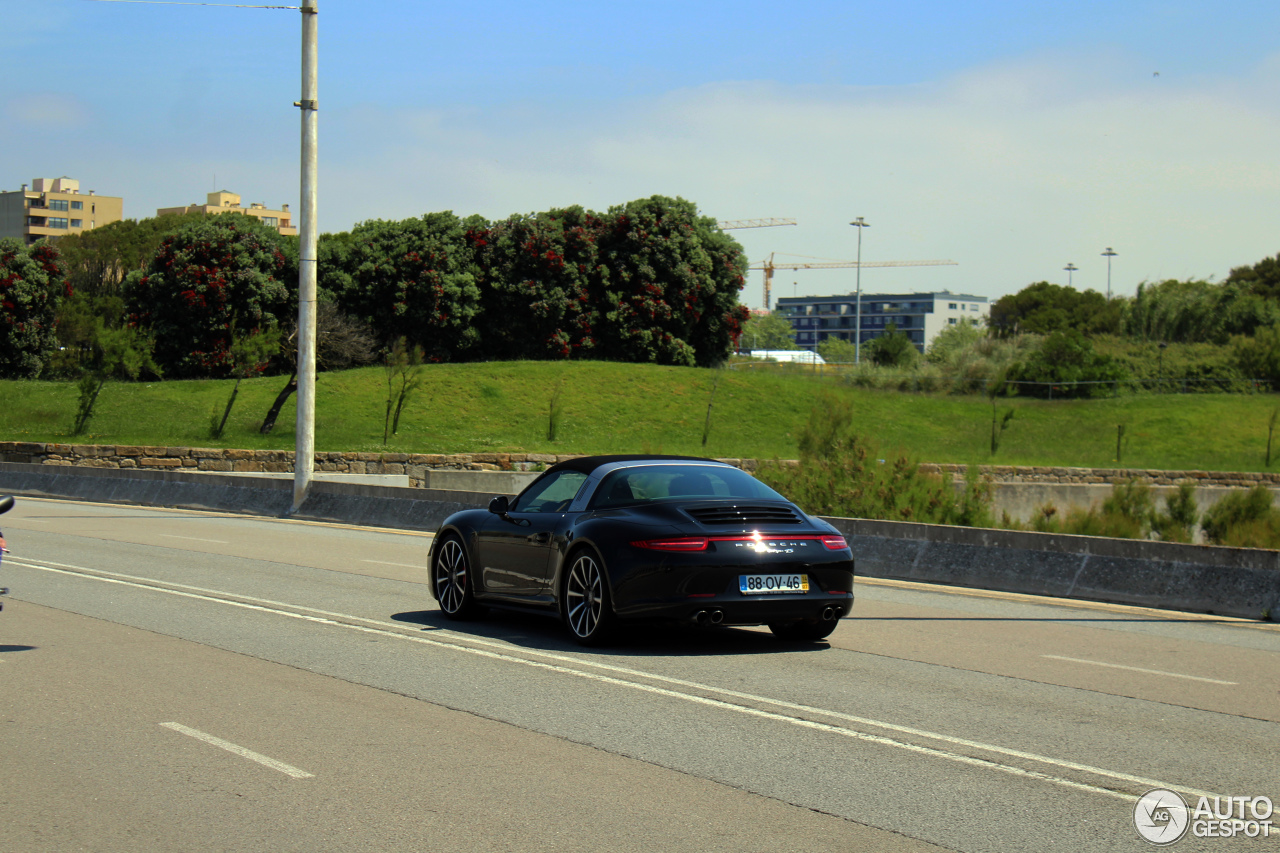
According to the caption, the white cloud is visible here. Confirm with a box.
[5,93,90,129]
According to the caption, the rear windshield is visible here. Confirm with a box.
[588,465,786,509]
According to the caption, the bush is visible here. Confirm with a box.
[1151,483,1199,543]
[755,393,993,526]
[1202,485,1280,548]
[0,239,64,378]
[1005,330,1129,398]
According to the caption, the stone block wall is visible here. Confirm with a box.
[2,442,1277,491]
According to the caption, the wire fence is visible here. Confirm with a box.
[727,360,1277,397]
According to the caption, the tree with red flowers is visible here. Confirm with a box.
[0,238,66,378]
[322,212,484,361]
[592,196,749,367]
[124,213,296,378]
[473,206,604,360]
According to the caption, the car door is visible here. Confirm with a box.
[476,470,587,598]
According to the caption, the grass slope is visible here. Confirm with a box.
[1,362,1277,472]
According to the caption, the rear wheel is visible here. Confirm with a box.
[768,619,838,642]
[433,535,480,619]
[563,549,615,646]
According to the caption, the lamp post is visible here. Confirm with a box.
[1102,247,1117,300]
[291,1,319,514]
[850,217,869,364]
[1063,263,1077,287]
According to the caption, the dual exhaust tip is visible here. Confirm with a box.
[694,609,724,626]
[695,605,842,625]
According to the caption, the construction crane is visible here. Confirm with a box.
[749,253,958,310]
[717,218,797,230]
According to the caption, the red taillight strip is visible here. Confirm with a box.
[632,534,850,551]
[631,537,709,551]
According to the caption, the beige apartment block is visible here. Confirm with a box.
[0,177,124,245]
[158,190,297,236]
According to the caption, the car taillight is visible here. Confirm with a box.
[631,537,709,552]
[819,535,849,550]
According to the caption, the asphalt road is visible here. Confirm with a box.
[1,498,1276,852]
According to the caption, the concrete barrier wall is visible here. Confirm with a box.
[820,516,1280,621]
[2,462,1275,621]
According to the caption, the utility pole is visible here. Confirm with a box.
[1063,262,1077,287]
[1102,247,1117,300]
[292,0,318,514]
[850,217,869,364]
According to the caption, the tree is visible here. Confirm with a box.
[864,323,918,367]
[1230,322,1280,387]
[741,311,798,352]
[1225,252,1280,302]
[926,317,986,365]
[592,196,749,367]
[55,213,208,300]
[816,336,857,363]
[1005,329,1129,397]
[990,282,1121,338]
[322,213,484,361]
[472,207,602,360]
[124,213,297,378]
[0,238,65,378]
[1123,279,1280,344]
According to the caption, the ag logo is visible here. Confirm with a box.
[1135,789,1190,845]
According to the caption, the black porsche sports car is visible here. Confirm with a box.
[428,455,854,645]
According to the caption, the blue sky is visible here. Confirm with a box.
[4,1,1279,308]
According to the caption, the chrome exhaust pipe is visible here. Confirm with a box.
[694,610,709,625]
[708,609,724,625]
[821,605,839,621]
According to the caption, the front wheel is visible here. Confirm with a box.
[768,619,838,642]
[433,535,481,619]
[562,549,615,646]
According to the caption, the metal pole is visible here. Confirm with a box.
[1064,262,1077,287]
[1102,247,1117,300]
[291,1,318,514]
[850,217,868,364]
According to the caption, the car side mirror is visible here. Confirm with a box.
[0,496,13,515]
[488,495,509,516]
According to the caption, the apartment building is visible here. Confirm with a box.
[776,291,990,353]
[0,177,123,245]
[158,190,297,236]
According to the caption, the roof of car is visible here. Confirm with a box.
[543,455,727,476]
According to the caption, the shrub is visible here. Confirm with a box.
[755,393,993,526]
[1201,485,1280,548]
[1151,483,1199,543]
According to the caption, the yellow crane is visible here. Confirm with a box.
[750,253,958,310]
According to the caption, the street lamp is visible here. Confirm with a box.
[850,217,869,364]
[1102,247,1117,300]
[1063,263,1077,287]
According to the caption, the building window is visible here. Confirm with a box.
[26,216,45,226]
[49,218,69,229]
[70,219,83,228]
[261,216,278,227]
[72,200,83,210]
[49,199,69,211]
[949,318,957,325]
[948,303,957,309]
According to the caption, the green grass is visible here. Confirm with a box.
[1,361,1278,472]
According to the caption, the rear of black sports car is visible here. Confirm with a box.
[578,499,855,627]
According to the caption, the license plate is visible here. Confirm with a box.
[739,574,809,595]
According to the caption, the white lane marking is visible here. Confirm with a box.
[160,722,313,778]
[1042,655,1238,686]
[11,557,1225,803]
[157,534,229,544]
[361,559,422,569]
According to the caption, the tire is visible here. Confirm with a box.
[433,534,481,619]
[562,549,615,646]
[768,618,838,642]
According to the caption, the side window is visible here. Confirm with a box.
[511,471,588,513]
